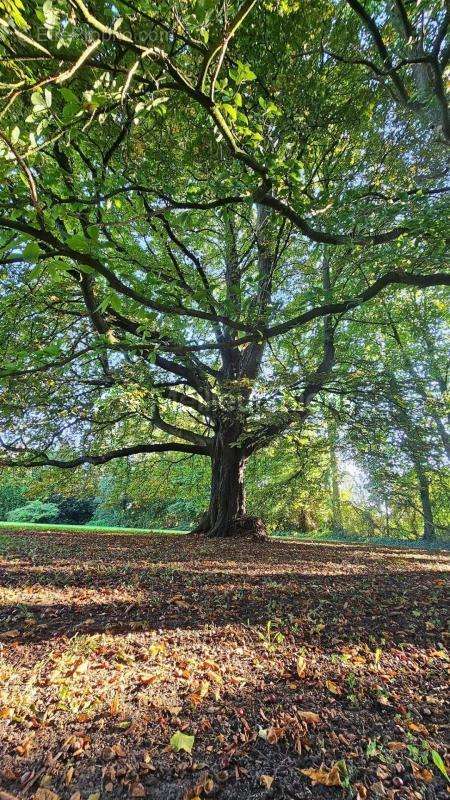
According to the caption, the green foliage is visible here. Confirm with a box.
[50,495,96,525]
[0,480,27,521]
[6,500,60,523]
[0,0,447,539]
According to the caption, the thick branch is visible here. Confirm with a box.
[0,442,209,469]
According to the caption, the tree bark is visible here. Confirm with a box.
[193,424,267,538]
[329,428,344,536]
[414,461,436,541]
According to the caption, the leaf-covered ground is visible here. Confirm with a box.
[0,531,448,800]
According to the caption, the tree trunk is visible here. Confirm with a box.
[193,424,267,538]
[328,416,344,536]
[415,462,436,542]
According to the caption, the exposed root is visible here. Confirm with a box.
[208,515,269,539]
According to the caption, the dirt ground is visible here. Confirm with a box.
[0,531,448,800]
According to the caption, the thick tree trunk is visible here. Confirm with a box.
[193,425,267,538]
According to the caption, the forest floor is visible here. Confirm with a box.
[0,531,448,800]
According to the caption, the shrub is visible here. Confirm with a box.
[49,495,96,525]
[6,500,60,523]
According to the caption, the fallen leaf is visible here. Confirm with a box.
[65,767,74,786]
[354,782,367,800]
[0,792,19,800]
[376,765,390,780]
[260,775,274,789]
[139,674,158,686]
[109,693,122,716]
[410,762,433,783]
[170,731,195,754]
[325,680,342,696]
[407,721,429,735]
[34,790,59,800]
[298,711,320,725]
[296,655,307,678]
[300,764,341,786]
[266,726,284,744]
[130,782,146,797]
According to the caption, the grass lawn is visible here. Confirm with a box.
[0,528,448,799]
[0,520,188,536]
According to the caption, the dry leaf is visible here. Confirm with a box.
[65,767,74,786]
[0,792,19,800]
[260,775,274,789]
[298,711,320,725]
[296,655,307,678]
[130,782,146,797]
[355,782,367,800]
[325,680,342,696]
[410,762,434,783]
[300,764,341,786]
[387,741,406,751]
[101,747,116,761]
[407,721,429,735]
[139,675,158,686]
[376,765,390,780]
[34,790,59,800]
[266,726,284,744]
[109,693,122,716]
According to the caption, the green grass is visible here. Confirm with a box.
[0,520,188,536]
[275,529,450,550]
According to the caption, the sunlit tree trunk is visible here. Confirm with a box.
[328,417,344,536]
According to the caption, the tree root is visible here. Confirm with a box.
[207,515,269,539]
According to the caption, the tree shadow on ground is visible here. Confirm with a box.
[0,533,448,800]
[0,533,447,649]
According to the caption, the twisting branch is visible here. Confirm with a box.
[0,442,210,469]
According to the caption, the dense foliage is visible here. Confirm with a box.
[0,0,448,539]
[6,498,59,522]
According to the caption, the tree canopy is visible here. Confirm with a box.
[0,0,448,537]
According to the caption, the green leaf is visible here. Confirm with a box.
[22,242,42,260]
[62,102,81,123]
[31,91,46,111]
[67,234,90,252]
[169,731,195,754]
[59,87,79,104]
[10,126,20,145]
[431,750,449,782]
[87,225,100,241]
[222,103,237,122]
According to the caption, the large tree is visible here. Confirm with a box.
[0,0,448,537]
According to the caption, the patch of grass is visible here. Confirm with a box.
[274,529,450,550]
[0,520,189,536]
